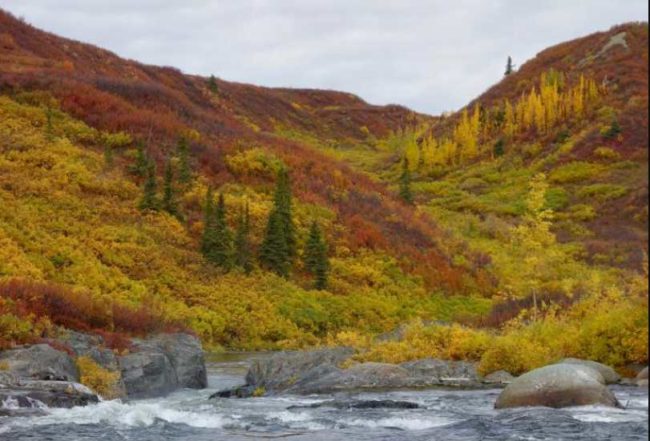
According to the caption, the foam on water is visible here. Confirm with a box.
[344,415,456,430]
[6,399,231,429]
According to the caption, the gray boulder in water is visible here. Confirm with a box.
[118,332,207,398]
[0,344,79,382]
[148,333,207,389]
[636,367,648,387]
[556,358,621,384]
[245,347,355,391]
[495,364,621,409]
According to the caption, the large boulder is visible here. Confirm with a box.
[148,333,207,389]
[245,347,354,391]
[636,367,648,387]
[400,358,481,387]
[556,358,621,384]
[495,364,621,409]
[118,347,178,398]
[118,332,207,398]
[0,344,79,382]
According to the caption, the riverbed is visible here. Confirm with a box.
[1,353,648,440]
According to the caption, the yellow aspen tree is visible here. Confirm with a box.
[420,135,437,170]
[404,135,420,171]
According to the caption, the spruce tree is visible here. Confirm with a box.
[130,141,149,178]
[234,202,253,274]
[259,209,289,277]
[505,56,514,76]
[304,221,329,289]
[210,193,233,268]
[201,186,216,257]
[398,157,414,204]
[139,161,159,211]
[260,168,295,276]
[176,136,192,184]
[274,168,296,258]
[161,158,181,219]
[208,75,219,93]
[45,106,54,141]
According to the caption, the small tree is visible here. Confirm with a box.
[304,221,329,290]
[161,158,181,219]
[234,202,253,274]
[505,56,514,76]
[139,161,159,211]
[208,75,219,93]
[398,157,414,204]
[210,193,233,268]
[260,209,289,277]
[45,106,54,141]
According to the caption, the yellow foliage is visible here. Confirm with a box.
[76,356,122,399]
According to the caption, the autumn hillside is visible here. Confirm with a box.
[0,10,646,372]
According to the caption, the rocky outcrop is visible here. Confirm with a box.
[556,358,621,384]
[0,344,79,382]
[495,364,621,409]
[118,332,207,398]
[0,331,208,411]
[212,348,486,398]
[245,347,355,391]
[57,331,120,371]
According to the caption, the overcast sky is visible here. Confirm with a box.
[1,1,647,114]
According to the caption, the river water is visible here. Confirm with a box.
[1,353,648,440]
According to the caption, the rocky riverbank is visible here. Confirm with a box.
[211,347,647,409]
[0,331,207,415]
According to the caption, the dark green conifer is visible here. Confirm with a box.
[210,193,233,268]
[139,161,159,211]
[234,201,253,274]
[493,138,505,157]
[398,158,413,204]
[259,209,289,277]
[304,221,329,290]
[208,75,219,93]
[260,168,295,277]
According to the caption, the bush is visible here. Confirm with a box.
[76,356,122,399]
[549,161,603,183]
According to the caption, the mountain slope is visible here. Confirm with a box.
[0,11,646,371]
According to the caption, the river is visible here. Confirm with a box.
[1,352,648,440]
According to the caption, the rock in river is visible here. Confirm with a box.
[556,358,621,384]
[0,344,79,382]
[495,364,621,409]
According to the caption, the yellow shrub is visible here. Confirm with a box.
[76,356,122,399]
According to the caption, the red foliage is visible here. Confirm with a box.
[0,279,188,346]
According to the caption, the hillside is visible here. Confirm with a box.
[0,10,646,373]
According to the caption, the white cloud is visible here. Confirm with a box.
[0,0,646,113]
